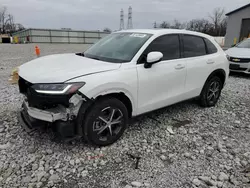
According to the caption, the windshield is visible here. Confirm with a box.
[84,32,152,63]
[236,39,250,48]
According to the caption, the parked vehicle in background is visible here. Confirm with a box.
[18,29,229,146]
[226,38,250,74]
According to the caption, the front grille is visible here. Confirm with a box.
[18,77,71,109]
[229,57,250,63]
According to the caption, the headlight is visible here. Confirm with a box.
[226,55,230,61]
[32,82,85,94]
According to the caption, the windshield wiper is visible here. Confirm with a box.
[76,52,85,57]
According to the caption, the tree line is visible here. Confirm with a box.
[1,6,227,37]
[154,8,227,36]
[0,7,25,34]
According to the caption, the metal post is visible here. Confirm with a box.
[83,31,85,44]
[30,29,32,43]
[68,31,70,44]
[49,30,52,43]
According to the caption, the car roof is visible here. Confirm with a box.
[115,29,213,39]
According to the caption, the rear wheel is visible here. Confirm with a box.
[200,76,222,107]
[80,97,128,146]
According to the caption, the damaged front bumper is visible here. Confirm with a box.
[21,100,68,122]
[19,93,92,138]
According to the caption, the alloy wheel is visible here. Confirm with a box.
[92,107,124,142]
[207,81,220,103]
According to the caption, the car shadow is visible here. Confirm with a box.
[127,98,199,130]
[229,72,250,79]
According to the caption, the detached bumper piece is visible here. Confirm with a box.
[19,104,36,133]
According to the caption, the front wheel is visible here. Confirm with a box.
[80,97,128,146]
[199,76,223,107]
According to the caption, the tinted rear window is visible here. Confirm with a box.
[204,38,218,54]
[183,35,206,58]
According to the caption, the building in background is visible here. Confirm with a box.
[12,28,109,44]
[0,34,11,43]
[225,3,250,48]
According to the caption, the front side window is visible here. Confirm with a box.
[143,34,181,61]
[183,35,206,58]
[84,32,152,63]
[236,39,250,48]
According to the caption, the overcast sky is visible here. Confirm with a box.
[1,0,249,31]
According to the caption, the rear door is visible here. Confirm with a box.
[182,35,217,98]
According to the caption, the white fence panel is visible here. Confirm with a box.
[32,36,50,43]
[214,37,225,47]
[31,30,50,36]
[85,32,99,38]
[51,37,68,43]
[69,37,84,43]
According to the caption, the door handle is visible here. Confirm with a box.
[175,64,185,70]
[207,59,215,64]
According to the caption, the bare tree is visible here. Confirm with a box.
[15,23,25,31]
[218,17,227,36]
[5,14,16,33]
[170,19,186,29]
[159,21,170,28]
[0,6,25,34]
[158,20,186,29]
[103,28,112,33]
[156,7,227,36]
[0,6,8,34]
[209,8,226,36]
[153,21,157,28]
[187,19,212,33]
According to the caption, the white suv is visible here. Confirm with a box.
[18,29,229,146]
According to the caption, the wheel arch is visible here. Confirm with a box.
[94,91,134,118]
[202,69,226,90]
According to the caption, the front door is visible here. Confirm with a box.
[136,34,187,115]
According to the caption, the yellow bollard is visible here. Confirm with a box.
[13,36,19,44]
[233,38,237,45]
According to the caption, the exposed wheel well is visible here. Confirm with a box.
[206,69,226,87]
[96,93,133,118]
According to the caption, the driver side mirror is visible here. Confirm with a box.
[144,52,163,68]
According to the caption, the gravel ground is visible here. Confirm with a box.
[0,43,250,188]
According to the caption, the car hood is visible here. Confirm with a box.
[18,53,121,83]
[225,47,250,58]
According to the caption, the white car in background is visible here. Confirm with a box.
[226,38,250,74]
[18,29,229,146]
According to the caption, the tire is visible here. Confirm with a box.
[79,97,128,146]
[199,76,223,107]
